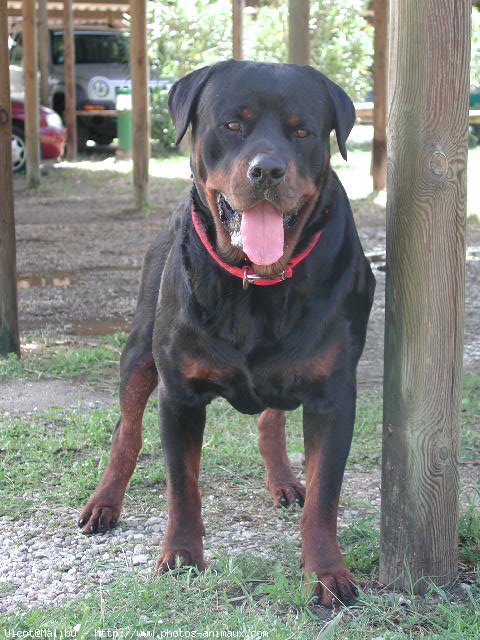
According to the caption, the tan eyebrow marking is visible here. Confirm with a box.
[239,106,254,120]
[288,112,301,127]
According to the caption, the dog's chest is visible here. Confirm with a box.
[179,336,341,413]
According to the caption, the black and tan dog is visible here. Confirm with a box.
[78,61,375,606]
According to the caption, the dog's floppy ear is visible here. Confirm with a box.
[168,66,213,145]
[305,66,356,161]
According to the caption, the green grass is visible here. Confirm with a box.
[459,487,480,567]
[0,334,126,389]
[1,556,478,639]
[0,343,479,636]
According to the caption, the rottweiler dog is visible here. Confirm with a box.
[78,60,375,606]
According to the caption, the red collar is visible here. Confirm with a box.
[191,202,324,289]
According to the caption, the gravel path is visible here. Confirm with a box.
[0,464,382,614]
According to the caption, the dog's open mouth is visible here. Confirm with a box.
[216,192,299,266]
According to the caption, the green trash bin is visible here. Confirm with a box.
[116,86,132,153]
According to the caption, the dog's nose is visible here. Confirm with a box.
[247,155,286,187]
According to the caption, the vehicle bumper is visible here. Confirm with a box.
[40,126,66,159]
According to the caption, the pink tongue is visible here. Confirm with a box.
[240,202,284,265]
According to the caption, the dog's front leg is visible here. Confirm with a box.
[301,388,358,606]
[156,395,207,573]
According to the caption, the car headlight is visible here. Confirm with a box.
[45,111,63,129]
[89,76,110,99]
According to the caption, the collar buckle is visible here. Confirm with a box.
[243,267,287,289]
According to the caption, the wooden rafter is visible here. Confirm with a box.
[7,1,130,27]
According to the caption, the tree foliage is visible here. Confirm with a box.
[147,0,479,153]
[472,7,480,89]
[148,0,373,99]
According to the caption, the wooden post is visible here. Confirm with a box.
[288,0,309,65]
[0,2,20,357]
[371,0,387,191]
[130,0,149,208]
[38,0,50,107]
[64,0,77,160]
[380,0,470,593]
[22,0,40,188]
[232,0,244,61]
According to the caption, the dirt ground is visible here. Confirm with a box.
[10,154,480,388]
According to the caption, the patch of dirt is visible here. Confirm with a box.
[13,161,187,335]
[0,379,115,415]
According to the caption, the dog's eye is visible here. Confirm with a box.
[225,121,241,131]
[295,129,310,138]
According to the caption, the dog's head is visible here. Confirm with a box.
[168,60,355,276]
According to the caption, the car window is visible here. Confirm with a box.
[51,33,129,65]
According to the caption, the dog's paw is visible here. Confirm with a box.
[268,478,306,508]
[156,548,206,574]
[305,568,358,607]
[77,498,121,535]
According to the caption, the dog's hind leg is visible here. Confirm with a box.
[257,409,305,508]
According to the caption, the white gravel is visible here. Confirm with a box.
[0,502,301,615]
[0,513,166,615]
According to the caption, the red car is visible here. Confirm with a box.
[11,100,66,173]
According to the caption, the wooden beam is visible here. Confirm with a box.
[371,0,387,191]
[380,0,470,593]
[22,0,40,188]
[8,0,130,8]
[8,8,126,21]
[0,1,20,357]
[288,0,309,65]
[232,0,244,61]
[64,0,77,160]
[37,0,50,106]
[130,0,149,208]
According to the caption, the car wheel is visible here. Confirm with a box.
[11,125,26,173]
[92,135,114,146]
[77,121,90,152]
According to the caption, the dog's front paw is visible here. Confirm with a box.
[305,567,358,607]
[78,494,122,535]
[267,477,305,508]
[156,547,206,574]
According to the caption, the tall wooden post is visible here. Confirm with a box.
[371,0,387,191]
[130,0,149,208]
[232,0,244,61]
[64,0,77,160]
[0,2,20,357]
[380,0,470,593]
[22,0,40,188]
[288,0,309,65]
[38,0,50,107]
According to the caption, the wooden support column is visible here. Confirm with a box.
[64,0,77,160]
[380,0,470,593]
[232,0,244,61]
[288,0,309,65]
[371,0,387,191]
[130,0,149,208]
[22,0,40,188]
[0,2,20,357]
[38,0,50,107]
